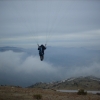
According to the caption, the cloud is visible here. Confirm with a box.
[0,47,100,87]
[0,48,100,86]
[68,62,100,78]
[0,51,59,87]
[16,56,57,75]
[0,51,23,69]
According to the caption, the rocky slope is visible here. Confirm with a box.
[28,76,100,90]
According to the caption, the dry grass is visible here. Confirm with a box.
[0,86,100,100]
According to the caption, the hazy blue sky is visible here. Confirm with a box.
[0,0,100,49]
[0,0,100,87]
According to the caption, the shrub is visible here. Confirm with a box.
[96,93,100,95]
[77,89,87,95]
[33,94,42,100]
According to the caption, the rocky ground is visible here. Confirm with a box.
[0,86,100,100]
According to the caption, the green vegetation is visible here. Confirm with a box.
[77,89,87,95]
[33,94,42,100]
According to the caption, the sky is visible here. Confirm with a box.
[0,0,100,48]
[0,0,100,87]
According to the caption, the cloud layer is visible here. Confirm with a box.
[0,47,100,87]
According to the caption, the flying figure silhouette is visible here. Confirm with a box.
[38,44,46,61]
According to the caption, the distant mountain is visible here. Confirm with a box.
[0,46,24,52]
[28,76,100,90]
[0,46,37,55]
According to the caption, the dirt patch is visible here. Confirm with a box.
[0,86,100,100]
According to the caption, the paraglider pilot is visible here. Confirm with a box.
[38,44,46,61]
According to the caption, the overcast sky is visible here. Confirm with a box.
[0,0,100,49]
[0,0,100,87]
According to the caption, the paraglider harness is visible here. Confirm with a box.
[38,44,46,61]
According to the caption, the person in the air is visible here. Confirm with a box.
[38,44,46,61]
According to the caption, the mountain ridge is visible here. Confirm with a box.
[28,76,100,90]
[0,46,24,52]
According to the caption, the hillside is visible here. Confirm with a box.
[28,76,100,90]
